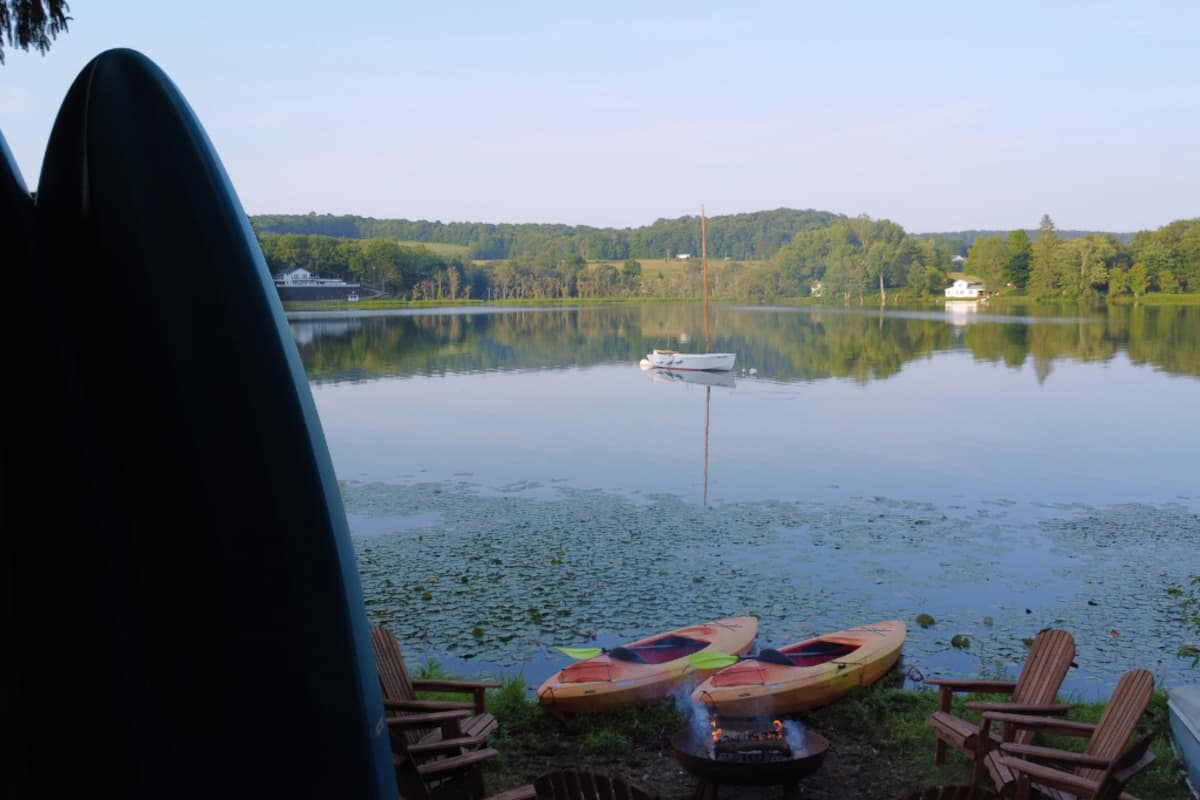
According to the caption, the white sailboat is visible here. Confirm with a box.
[641,205,736,372]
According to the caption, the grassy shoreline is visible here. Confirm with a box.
[461,669,1192,799]
[282,291,1200,313]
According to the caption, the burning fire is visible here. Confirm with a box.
[704,715,800,761]
[709,717,785,743]
[675,688,809,763]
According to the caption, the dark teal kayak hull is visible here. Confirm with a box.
[8,48,395,798]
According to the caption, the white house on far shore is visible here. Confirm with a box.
[945,279,986,299]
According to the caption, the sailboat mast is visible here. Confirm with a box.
[702,204,710,353]
[703,385,711,506]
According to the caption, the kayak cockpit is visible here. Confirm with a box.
[612,635,708,665]
[760,640,861,668]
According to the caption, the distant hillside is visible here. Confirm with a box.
[250,209,845,262]
[250,211,1146,262]
[918,229,1136,247]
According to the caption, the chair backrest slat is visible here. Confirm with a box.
[371,624,430,746]
[1010,629,1075,747]
[1077,669,1154,785]
[370,624,416,703]
[1100,732,1157,800]
[534,770,653,800]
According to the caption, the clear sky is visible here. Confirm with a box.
[3,1,1198,233]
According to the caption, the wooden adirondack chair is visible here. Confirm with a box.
[390,713,535,800]
[533,770,656,800]
[371,624,500,749]
[996,731,1155,800]
[896,787,999,800]
[981,669,1156,800]
[926,629,1077,784]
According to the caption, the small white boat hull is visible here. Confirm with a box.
[1170,684,1200,799]
[642,349,735,372]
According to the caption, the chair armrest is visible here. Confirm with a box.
[412,679,500,691]
[924,678,1018,693]
[489,785,536,800]
[995,755,1101,796]
[386,708,472,732]
[410,747,501,779]
[384,698,476,713]
[412,678,495,712]
[926,678,1018,713]
[1114,749,1156,785]
[407,735,489,756]
[967,701,1075,715]
[999,742,1113,768]
[981,711,1095,739]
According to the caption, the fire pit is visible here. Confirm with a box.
[671,716,829,800]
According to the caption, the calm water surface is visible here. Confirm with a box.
[292,302,1200,701]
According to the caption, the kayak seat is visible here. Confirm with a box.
[756,649,795,666]
[614,635,707,665]
[763,640,860,668]
[607,647,646,664]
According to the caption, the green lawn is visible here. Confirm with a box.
[394,240,471,257]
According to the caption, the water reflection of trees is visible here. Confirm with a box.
[290,304,1200,385]
[961,305,1200,382]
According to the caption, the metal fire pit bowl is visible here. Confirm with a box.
[670,723,829,800]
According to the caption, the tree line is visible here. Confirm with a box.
[966,215,1200,300]
[251,208,845,262]
[254,210,966,302]
[253,209,1200,303]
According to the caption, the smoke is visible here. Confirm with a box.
[669,684,712,747]
[670,682,811,757]
[781,718,809,753]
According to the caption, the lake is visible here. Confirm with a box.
[290,301,1200,701]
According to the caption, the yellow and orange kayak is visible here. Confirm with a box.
[691,620,906,717]
[537,617,758,715]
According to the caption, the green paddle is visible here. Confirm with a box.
[556,646,743,667]
[687,650,742,670]
[556,646,605,660]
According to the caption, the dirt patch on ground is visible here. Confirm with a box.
[496,713,967,800]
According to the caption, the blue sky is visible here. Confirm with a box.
[3,1,1198,233]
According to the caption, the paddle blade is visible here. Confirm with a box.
[556,646,603,660]
[688,651,740,670]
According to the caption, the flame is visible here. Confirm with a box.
[707,714,789,743]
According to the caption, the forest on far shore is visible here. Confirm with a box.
[251,209,1200,304]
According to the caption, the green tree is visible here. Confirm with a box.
[966,235,1007,290]
[0,0,69,64]
[1003,229,1033,288]
[1108,265,1130,297]
[352,238,405,292]
[1130,237,1179,296]
[1029,215,1062,296]
[1064,235,1118,298]
[621,258,642,294]
[1157,268,1180,293]
[1129,263,1151,297]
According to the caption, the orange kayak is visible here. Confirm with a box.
[537,617,758,715]
[691,620,906,717]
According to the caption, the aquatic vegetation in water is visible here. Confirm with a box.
[1170,574,1200,665]
[343,481,1200,701]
